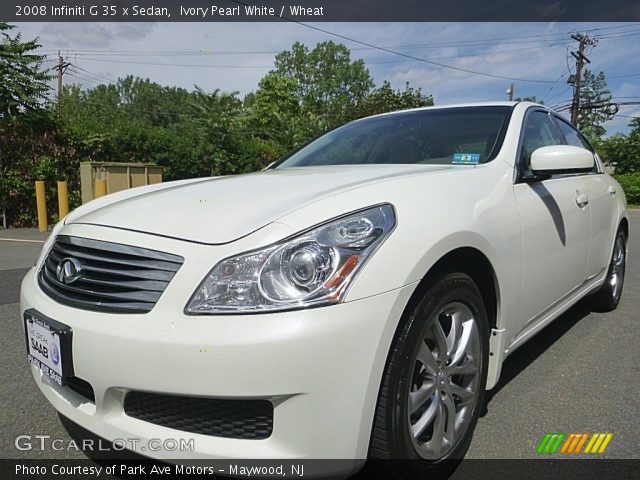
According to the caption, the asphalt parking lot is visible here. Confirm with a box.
[0,215,638,467]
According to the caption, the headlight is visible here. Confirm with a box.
[186,204,396,314]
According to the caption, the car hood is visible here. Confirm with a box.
[70,165,451,244]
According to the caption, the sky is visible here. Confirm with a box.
[14,21,640,135]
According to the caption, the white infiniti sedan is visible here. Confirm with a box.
[20,102,628,474]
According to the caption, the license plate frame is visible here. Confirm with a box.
[24,309,74,386]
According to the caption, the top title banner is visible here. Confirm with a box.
[2,0,639,22]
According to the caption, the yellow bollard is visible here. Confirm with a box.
[35,181,48,232]
[94,179,107,198]
[57,180,69,220]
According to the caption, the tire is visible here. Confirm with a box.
[368,272,489,478]
[590,228,627,312]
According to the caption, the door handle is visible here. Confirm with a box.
[608,186,617,197]
[575,193,589,208]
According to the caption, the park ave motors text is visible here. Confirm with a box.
[16,464,304,476]
[23,4,325,19]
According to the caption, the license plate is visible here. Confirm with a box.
[24,309,73,386]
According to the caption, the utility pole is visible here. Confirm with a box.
[54,51,71,114]
[506,83,514,101]
[569,33,597,126]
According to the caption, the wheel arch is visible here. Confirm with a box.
[407,246,500,332]
[395,245,505,390]
[620,216,629,240]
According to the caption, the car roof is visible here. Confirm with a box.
[359,101,539,121]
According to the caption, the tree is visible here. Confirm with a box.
[242,72,300,137]
[241,72,318,161]
[0,23,53,227]
[186,86,249,176]
[599,118,640,173]
[577,69,614,141]
[273,41,374,129]
[515,96,543,104]
[355,81,433,118]
[0,23,51,118]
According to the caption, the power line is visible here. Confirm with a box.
[38,41,570,61]
[79,57,275,68]
[66,68,111,85]
[595,30,640,39]
[227,1,566,84]
[27,46,640,81]
[69,64,116,84]
[65,71,98,84]
[55,42,569,70]
[34,23,640,56]
[545,86,573,103]
[610,72,640,79]
[32,38,574,58]
[33,39,567,55]
[539,76,571,103]
[288,29,562,83]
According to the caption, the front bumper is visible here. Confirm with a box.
[20,224,415,460]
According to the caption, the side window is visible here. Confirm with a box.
[554,117,593,152]
[521,111,564,167]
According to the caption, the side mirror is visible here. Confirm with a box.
[530,145,595,175]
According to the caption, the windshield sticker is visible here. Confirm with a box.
[452,153,481,164]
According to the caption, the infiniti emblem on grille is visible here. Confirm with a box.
[56,257,82,284]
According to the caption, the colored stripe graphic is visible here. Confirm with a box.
[562,433,588,453]
[550,433,565,453]
[574,433,589,453]
[538,433,613,454]
[561,433,577,453]
[537,433,565,454]
[585,433,613,454]
[537,434,552,454]
[598,433,613,453]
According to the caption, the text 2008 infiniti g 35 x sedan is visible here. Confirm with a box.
[21,102,627,473]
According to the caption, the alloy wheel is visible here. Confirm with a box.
[407,301,481,460]
[609,234,626,301]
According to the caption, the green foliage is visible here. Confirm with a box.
[0,22,51,118]
[613,173,640,206]
[578,70,614,141]
[355,81,433,118]
[241,72,322,163]
[515,96,544,104]
[599,118,640,174]
[60,77,258,179]
[274,41,374,129]
[0,111,80,227]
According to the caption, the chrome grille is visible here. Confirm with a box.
[38,235,184,314]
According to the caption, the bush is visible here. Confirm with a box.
[0,111,81,228]
[614,173,640,206]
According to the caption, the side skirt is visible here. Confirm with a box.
[486,268,606,390]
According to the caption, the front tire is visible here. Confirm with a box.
[590,228,627,312]
[369,272,489,477]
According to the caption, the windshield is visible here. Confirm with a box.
[275,106,513,168]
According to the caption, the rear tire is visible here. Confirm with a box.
[369,272,489,478]
[590,228,627,312]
